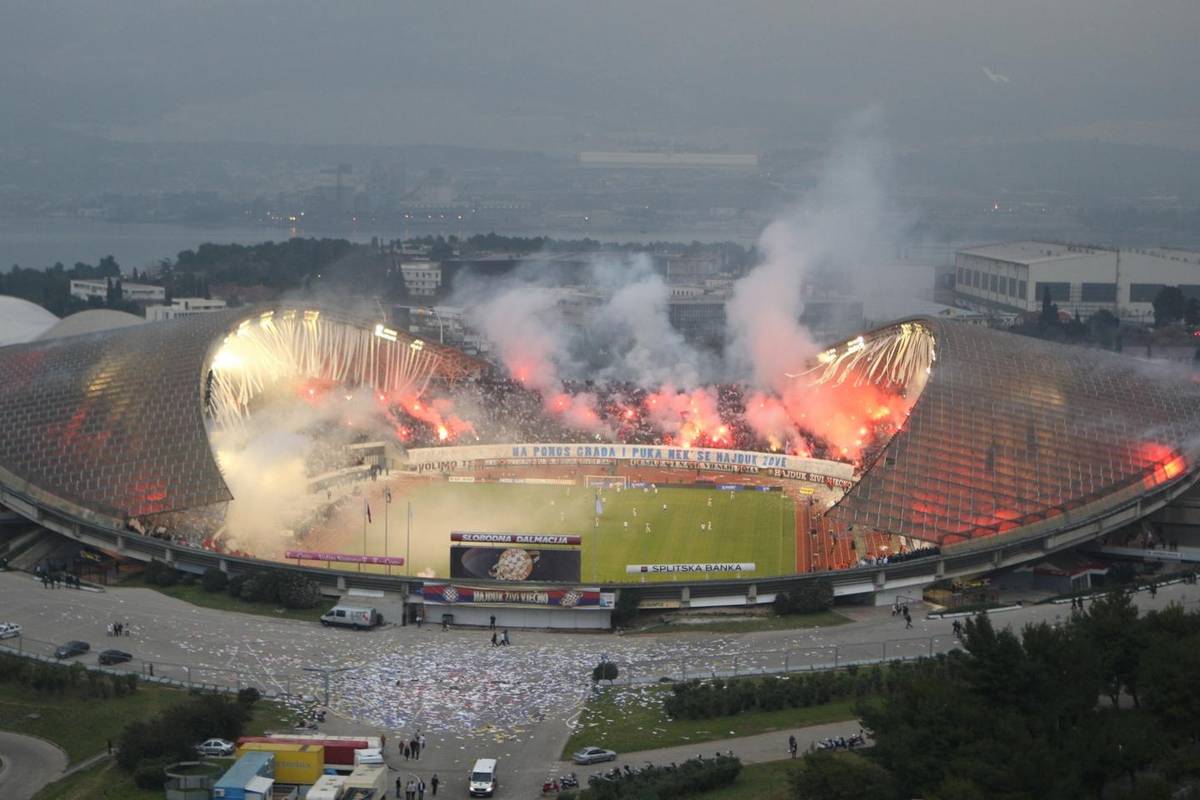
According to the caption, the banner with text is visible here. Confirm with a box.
[285,550,406,566]
[403,442,853,486]
[625,562,756,575]
[451,532,582,546]
[421,583,612,609]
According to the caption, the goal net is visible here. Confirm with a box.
[585,475,627,489]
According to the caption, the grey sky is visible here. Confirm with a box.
[3,0,1198,151]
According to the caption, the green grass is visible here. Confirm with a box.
[0,679,290,765]
[683,759,798,800]
[633,610,850,634]
[116,574,335,623]
[0,681,184,762]
[360,482,796,584]
[30,692,290,800]
[562,685,858,757]
[33,761,161,800]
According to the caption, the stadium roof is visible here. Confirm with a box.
[829,318,1200,545]
[0,309,1197,552]
[0,296,58,346]
[38,309,144,340]
[0,305,485,522]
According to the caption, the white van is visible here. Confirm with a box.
[319,605,380,630]
[469,758,498,797]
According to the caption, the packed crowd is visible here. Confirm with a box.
[854,544,941,568]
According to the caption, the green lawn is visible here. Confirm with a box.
[0,681,183,763]
[633,610,850,635]
[116,574,335,623]
[29,690,290,800]
[0,679,291,765]
[562,684,858,757]
[366,483,796,584]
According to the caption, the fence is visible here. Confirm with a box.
[606,634,961,686]
[0,634,312,698]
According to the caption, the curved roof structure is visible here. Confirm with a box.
[829,318,1200,545]
[0,310,1197,556]
[0,296,59,346]
[38,309,144,340]
[0,304,485,523]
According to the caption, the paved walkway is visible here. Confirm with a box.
[0,731,68,800]
[556,719,865,783]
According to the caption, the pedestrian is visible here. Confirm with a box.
[788,734,797,758]
[412,737,420,759]
[396,777,403,797]
[406,778,416,800]
[904,611,913,630]
[489,615,496,630]
[490,632,498,647]
[403,740,410,760]
[431,773,439,796]
[502,629,510,646]
[416,612,423,628]
[418,777,426,799]
[419,733,426,755]
[124,623,130,637]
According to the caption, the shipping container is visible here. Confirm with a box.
[240,736,376,768]
[235,742,324,785]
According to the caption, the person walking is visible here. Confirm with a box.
[396,777,403,798]
[403,740,410,760]
[419,733,426,756]
[489,615,496,630]
[788,734,797,758]
[490,632,498,647]
[502,629,510,646]
[431,773,439,796]
[417,777,426,800]
[904,610,913,630]
[412,736,420,760]
[405,778,415,800]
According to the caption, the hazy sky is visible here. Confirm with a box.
[4,0,1199,151]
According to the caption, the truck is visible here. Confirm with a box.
[235,742,324,786]
[246,735,383,771]
[306,773,347,800]
[342,764,389,798]
[320,604,381,630]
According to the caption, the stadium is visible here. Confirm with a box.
[1,302,1199,626]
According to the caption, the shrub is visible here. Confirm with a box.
[276,572,321,609]
[593,661,619,683]
[153,565,179,587]
[237,686,261,707]
[132,759,169,790]
[586,754,741,800]
[775,580,834,615]
[226,574,247,598]
[201,567,228,593]
[240,572,282,603]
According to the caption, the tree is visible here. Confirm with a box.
[592,661,619,683]
[1078,591,1143,707]
[1089,309,1120,349]
[1186,297,1200,327]
[200,567,228,593]
[1152,286,1187,328]
[790,751,900,800]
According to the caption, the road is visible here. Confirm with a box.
[0,732,68,800]
[1,572,1196,798]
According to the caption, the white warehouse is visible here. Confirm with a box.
[955,241,1200,324]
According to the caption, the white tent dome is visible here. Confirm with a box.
[0,296,59,346]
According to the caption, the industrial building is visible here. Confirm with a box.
[145,297,228,321]
[68,279,165,304]
[955,241,1200,324]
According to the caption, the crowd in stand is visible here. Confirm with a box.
[856,544,941,567]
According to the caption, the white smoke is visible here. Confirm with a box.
[726,110,904,390]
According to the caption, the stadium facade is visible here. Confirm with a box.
[1,304,1199,617]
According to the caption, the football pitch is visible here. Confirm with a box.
[386,482,796,584]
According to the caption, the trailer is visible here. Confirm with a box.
[212,752,274,800]
[235,742,324,786]
[343,764,389,798]
[307,773,348,800]
[242,735,379,770]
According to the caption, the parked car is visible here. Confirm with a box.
[195,738,235,757]
[573,746,618,765]
[98,649,132,666]
[53,640,89,659]
[0,622,21,639]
